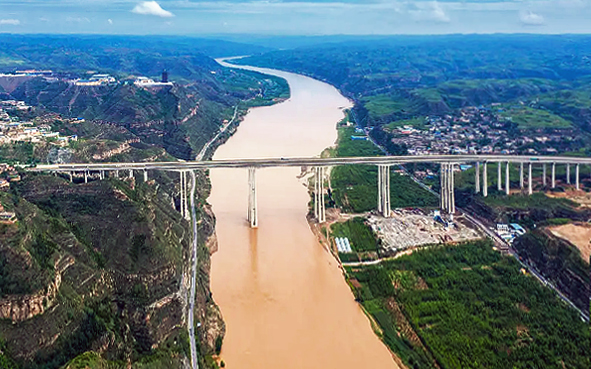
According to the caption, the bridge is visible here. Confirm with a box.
[27,154,591,228]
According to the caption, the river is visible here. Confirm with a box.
[209,61,399,369]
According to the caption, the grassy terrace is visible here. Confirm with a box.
[499,106,572,129]
[346,241,590,369]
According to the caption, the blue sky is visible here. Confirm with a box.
[1,0,591,35]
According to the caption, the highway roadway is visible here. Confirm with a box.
[24,154,591,173]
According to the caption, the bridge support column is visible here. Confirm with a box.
[84,171,88,183]
[528,163,533,195]
[179,171,185,219]
[129,169,133,179]
[100,170,105,180]
[440,164,446,211]
[314,168,319,219]
[377,165,391,218]
[497,163,502,191]
[440,163,455,214]
[247,167,258,228]
[449,163,455,214]
[567,164,571,184]
[483,162,488,197]
[69,172,73,183]
[314,167,326,223]
[519,162,524,189]
[115,170,119,179]
[543,164,547,187]
[505,162,510,195]
[143,170,148,182]
[552,163,556,189]
[184,171,190,220]
[576,164,580,190]
[475,162,480,194]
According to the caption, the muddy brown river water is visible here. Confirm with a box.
[209,61,399,369]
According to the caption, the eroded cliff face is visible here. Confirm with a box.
[194,204,226,361]
[0,174,198,367]
[0,255,74,322]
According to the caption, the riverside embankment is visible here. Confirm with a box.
[208,60,400,368]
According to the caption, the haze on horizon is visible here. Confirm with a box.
[1,0,591,36]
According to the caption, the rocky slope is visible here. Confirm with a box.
[0,171,222,369]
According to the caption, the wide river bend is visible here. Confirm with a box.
[209,61,399,369]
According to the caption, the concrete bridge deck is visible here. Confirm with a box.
[24,154,591,172]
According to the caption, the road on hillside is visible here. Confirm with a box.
[188,170,199,369]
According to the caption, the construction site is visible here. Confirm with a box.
[367,209,482,255]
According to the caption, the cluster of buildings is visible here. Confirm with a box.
[0,164,19,224]
[1,68,173,89]
[73,73,117,86]
[388,105,577,156]
[0,102,77,145]
[71,71,172,88]
[495,223,526,244]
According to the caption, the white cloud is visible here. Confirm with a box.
[0,19,20,26]
[108,18,113,24]
[66,16,90,23]
[132,1,174,18]
[520,10,545,25]
[409,2,450,23]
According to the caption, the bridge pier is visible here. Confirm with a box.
[543,164,547,187]
[497,163,502,191]
[475,162,480,194]
[100,170,105,180]
[552,163,556,189]
[440,163,455,214]
[377,165,391,217]
[528,163,533,195]
[519,162,524,189]
[482,162,488,197]
[143,170,148,182]
[314,167,326,223]
[69,172,73,183]
[179,171,185,219]
[84,171,88,183]
[505,162,510,195]
[129,169,133,179]
[247,167,258,228]
[115,170,119,178]
[576,164,580,190]
[567,164,571,184]
[184,171,190,220]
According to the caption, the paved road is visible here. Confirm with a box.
[188,170,199,369]
[26,154,591,173]
[196,105,240,161]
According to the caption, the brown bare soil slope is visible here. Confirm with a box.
[549,223,591,262]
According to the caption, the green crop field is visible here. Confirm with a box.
[346,241,590,369]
